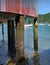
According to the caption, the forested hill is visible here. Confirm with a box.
[38,13,50,23]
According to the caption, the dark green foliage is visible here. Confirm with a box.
[24,17,34,24]
[24,13,50,24]
[38,13,50,23]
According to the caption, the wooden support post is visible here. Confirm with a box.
[7,20,15,58]
[15,15,24,62]
[33,18,38,57]
[2,22,4,43]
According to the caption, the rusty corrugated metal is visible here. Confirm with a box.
[0,0,38,18]
[0,0,1,11]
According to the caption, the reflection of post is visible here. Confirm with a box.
[33,18,38,57]
[15,15,24,62]
[7,20,15,58]
[33,55,40,65]
[2,22,4,43]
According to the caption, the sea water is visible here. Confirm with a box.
[0,24,50,65]
[24,24,50,53]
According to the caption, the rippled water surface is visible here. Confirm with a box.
[0,24,50,65]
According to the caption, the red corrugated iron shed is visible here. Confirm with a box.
[0,0,38,18]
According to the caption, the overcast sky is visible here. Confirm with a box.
[38,0,50,14]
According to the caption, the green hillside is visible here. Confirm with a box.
[24,16,34,24]
[24,13,50,24]
[38,13,50,23]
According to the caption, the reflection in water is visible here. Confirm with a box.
[27,54,40,65]
[16,55,40,65]
[0,39,41,65]
[16,59,28,65]
[33,55,40,65]
[1,24,50,65]
[0,41,8,65]
[0,40,4,49]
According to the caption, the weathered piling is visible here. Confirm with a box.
[15,15,24,62]
[7,20,15,57]
[2,22,4,43]
[33,18,38,57]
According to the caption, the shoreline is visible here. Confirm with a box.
[24,23,50,26]
[38,23,50,26]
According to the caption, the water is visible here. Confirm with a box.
[24,24,50,52]
[24,24,50,65]
[38,25,50,52]
[0,24,50,65]
[0,24,8,65]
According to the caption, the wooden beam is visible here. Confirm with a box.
[7,20,15,58]
[15,15,24,62]
[33,18,38,57]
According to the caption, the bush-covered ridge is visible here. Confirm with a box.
[38,13,50,23]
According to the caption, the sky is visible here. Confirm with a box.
[38,0,50,14]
